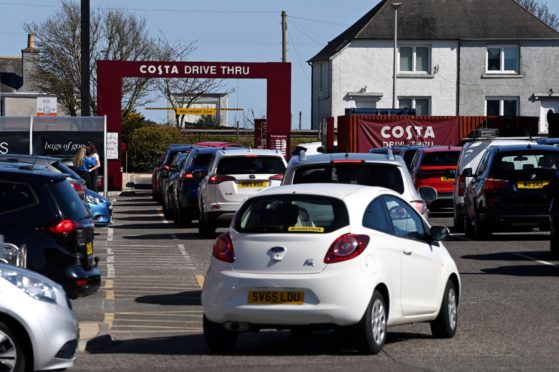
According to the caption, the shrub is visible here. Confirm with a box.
[127,126,184,172]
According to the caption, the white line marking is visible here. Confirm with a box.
[107,227,113,242]
[513,252,559,267]
[106,247,115,278]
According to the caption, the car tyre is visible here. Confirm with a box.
[176,209,192,227]
[354,290,387,355]
[473,207,491,240]
[453,213,464,233]
[203,315,237,353]
[550,226,559,259]
[198,212,216,238]
[430,280,458,338]
[0,320,27,372]
[463,208,474,238]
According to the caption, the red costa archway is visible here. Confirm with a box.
[97,61,291,190]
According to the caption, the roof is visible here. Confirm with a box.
[420,146,462,153]
[289,152,405,166]
[309,0,559,62]
[491,144,559,152]
[258,182,391,200]
[216,148,284,157]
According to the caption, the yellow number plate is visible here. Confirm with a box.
[517,181,549,189]
[86,242,93,255]
[440,176,454,181]
[248,291,304,305]
[238,181,268,188]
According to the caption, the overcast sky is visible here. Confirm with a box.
[1,0,558,128]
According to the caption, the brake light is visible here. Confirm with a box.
[410,200,427,215]
[209,175,236,184]
[213,232,235,262]
[330,160,365,164]
[485,177,508,191]
[324,233,370,264]
[182,172,193,180]
[70,182,86,200]
[49,219,80,235]
[163,165,170,170]
[76,279,88,288]
[458,174,466,197]
[269,174,284,181]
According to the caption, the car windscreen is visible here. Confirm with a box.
[235,194,349,233]
[292,163,404,194]
[48,179,90,220]
[217,156,286,174]
[421,151,461,166]
[490,151,559,178]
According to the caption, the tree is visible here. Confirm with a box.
[515,0,559,31]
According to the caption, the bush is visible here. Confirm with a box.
[127,126,184,172]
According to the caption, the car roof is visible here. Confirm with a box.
[290,152,405,166]
[257,182,394,201]
[216,148,284,157]
[490,144,559,152]
[0,154,61,163]
[0,165,66,180]
[191,147,221,155]
[419,146,462,153]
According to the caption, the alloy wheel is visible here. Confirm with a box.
[370,298,386,344]
[0,330,17,372]
[447,287,457,331]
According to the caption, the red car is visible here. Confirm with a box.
[410,146,462,207]
[192,141,243,148]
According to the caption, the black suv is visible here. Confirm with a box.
[463,144,559,239]
[0,164,100,298]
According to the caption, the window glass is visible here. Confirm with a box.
[48,179,90,220]
[399,99,412,109]
[363,198,391,234]
[383,196,425,240]
[293,163,405,194]
[235,195,349,233]
[415,99,429,115]
[487,48,501,71]
[415,47,429,72]
[192,153,214,167]
[487,100,500,116]
[0,181,38,214]
[492,152,559,175]
[504,47,518,71]
[217,156,286,174]
[503,100,517,116]
[422,151,460,166]
[399,47,413,72]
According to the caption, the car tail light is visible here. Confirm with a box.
[70,181,86,200]
[458,174,466,197]
[76,279,88,288]
[485,177,508,191]
[209,175,236,184]
[213,232,235,262]
[324,233,370,264]
[48,219,80,235]
[410,200,427,215]
[163,165,170,170]
[269,174,284,181]
[182,172,193,180]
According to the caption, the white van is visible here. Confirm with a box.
[452,135,539,231]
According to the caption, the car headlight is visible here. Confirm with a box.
[0,267,57,304]
[86,194,101,204]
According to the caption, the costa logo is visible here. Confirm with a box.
[380,125,436,139]
[139,64,179,75]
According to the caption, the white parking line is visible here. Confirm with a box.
[106,247,115,279]
[513,252,558,267]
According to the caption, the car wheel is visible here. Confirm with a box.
[463,208,474,238]
[430,280,458,338]
[203,315,237,353]
[473,207,491,239]
[453,214,464,233]
[550,227,559,259]
[354,290,387,355]
[198,212,216,238]
[0,321,27,372]
[177,209,192,228]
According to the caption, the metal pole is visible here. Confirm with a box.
[281,11,287,62]
[80,0,91,116]
[103,115,108,197]
[392,2,402,109]
[29,116,33,154]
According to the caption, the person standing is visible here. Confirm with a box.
[73,146,95,188]
[87,142,101,191]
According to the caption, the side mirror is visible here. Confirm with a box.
[461,168,473,177]
[192,170,207,179]
[430,226,450,242]
[418,186,437,204]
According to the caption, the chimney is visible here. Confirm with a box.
[21,33,39,92]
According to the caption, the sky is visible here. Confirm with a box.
[1,0,559,129]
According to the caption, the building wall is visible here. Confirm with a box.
[312,39,459,128]
[4,96,37,116]
[311,61,332,130]
[459,40,559,116]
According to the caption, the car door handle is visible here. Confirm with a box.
[403,250,412,256]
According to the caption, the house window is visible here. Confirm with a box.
[487,46,519,73]
[486,97,518,116]
[399,46,430,73]
[399,98,430,115]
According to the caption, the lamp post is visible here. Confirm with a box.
[392,2,402,109]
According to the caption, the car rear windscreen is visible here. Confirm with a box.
[293,163,404,194]
[421,151,460,166]
[217,156,286,174]
[235,194,349,233]
[491,151,559,177]
[192,153,214,167]
[48,180,90,220]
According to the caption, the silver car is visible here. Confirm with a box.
[0,263,79,371]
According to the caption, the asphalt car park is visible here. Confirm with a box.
[67,181,559,372]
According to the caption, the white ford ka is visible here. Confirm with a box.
[202,183,460,354]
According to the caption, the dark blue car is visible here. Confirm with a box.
[172,147,219,226]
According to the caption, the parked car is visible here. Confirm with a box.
[463,144,559,239]
[0,263,79,371]
[369,145,441,170]
[151,151,166,201]
[192,141,243,148]
[153,144,198,204]
[282,151,428,217]
[197,148,287,238]
[171,147,220,227]
[0,165,100,298]
[409,146,462,208]
[291,141,325,157]
[452,137,538,231]
[162,152,189,220]
[202,183,460,354]
[85,188,113,227]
